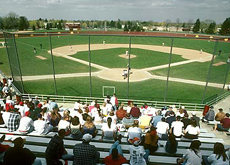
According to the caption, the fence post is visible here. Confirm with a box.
[164,37,174,102]
[127,36,132,99]
[202,40,218,103]
[49,34,57,95]
[88,35,92,98]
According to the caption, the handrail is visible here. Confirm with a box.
[21,93,205,111]
[206,91,230,105]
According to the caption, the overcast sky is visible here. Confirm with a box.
[0,0,229,23]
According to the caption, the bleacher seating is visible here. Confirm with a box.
[0,124,228,165]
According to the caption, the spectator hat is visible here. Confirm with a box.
[132,137,141,145]
[37,103,42,108]
[82,133,92,142]
[192,112,196,115]
[218,108,223,111]
[24,111,30,117]
[19,102,24,106]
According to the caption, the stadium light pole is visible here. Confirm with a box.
[49,34,57,95]
[164,37,174,102]
[221,56,230,94]
[127,36,131,99]
[88,35,92,98]
[202,40,219,104]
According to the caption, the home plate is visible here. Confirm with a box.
[36,56,47,60]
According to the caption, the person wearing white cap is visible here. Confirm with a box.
[73,133,100,165]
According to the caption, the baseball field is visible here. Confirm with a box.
[1,33,230,103]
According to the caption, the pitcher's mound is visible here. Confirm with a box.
[119,54,136,59]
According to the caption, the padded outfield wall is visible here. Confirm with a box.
[1,32,230,104]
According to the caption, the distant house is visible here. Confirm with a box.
[143,26,183,32]
[65,22,81,31]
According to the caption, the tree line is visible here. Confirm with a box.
[0,12,229,35]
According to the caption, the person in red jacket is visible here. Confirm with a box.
[130,104,141,118]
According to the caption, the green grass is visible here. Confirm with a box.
[74,48,184,69]
[22,77,222,103]
[1,34,230,103]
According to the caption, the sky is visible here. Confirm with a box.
[0,0,229,23]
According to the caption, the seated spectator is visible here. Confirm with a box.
[215,108,225,121]
[122,113,134,129]
[182,115,191,129]
[144,126,159,154]
[105,100,113,114]
[202,106,215,122]
[181,106,189,118]
[190,112,200,128]
[127,120,142,144]
[166,111,176,128]
[156,117,169,140]
[129,137,149,165]
[165,106,175,118]
[139,110,151,129]
[63,109,72,122]
[213,113,230,132]
[74,100,82,110]
[0,135,10,163]
[82,116,98,137]
[41,107,51,124]
[151,110,162,127]
[165,133,178,154]
[18,111,34,135]
[171,116,184,138]
[104,137,127,165]
[48,99,58,111]
[177,140,202,165]
[93,109,103,124]
[101,117,117,140]
[127,102,134,114]
[73,134,100,165]
[7,108,21,132]
[130,104,141,118]
[70,116,83,140]
[27,102,37,121]
[203,142,229,165]
[58,114,71,135]
[145,106,156,117]
[116,105,127,121]
[2,110,11,127]
[46,129,73,165]
[184,119,200,139]
[70,108,84,125]
[106,111,117,124]
[34,114,51,135]
[34,103,42,118]
[4,137,41,165]
[176,108,185,118]
[101,102,107,117]
[50,108,61,128]
[17,101,26,117]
